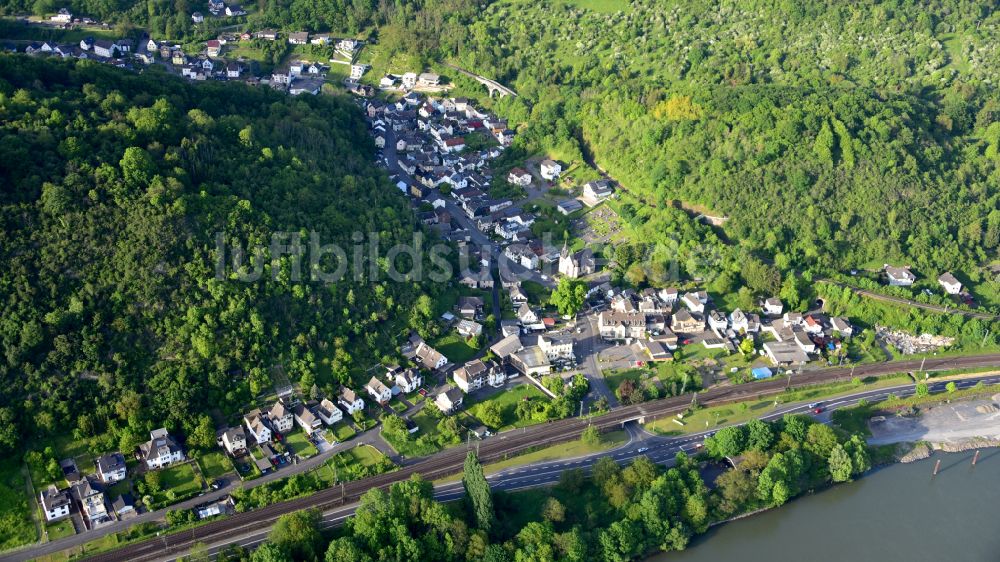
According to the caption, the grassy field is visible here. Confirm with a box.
[313,445,387,485]
[0,458,35,550]
[432,332,479,364]
[330,422,356,442]
[484,429,628,474]
[645,374,914,435]
[45,518,75,541]
[196,451,233,481]
[154,463,201,502]
[467,384,547,430]
[284,431,318,459]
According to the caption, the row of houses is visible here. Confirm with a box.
[40,427,185,526]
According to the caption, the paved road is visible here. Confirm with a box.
[157,372,1000,561]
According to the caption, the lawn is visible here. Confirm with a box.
[0,458,35,550]
[313,445,389,485]
[105,479,131,500]
[197,451,234,481]
[330,422,357,442]
[156,463,202,501]
[389,399,408,414]
[467,384,547,430]
[284,430,319,459]
[433,332,479,364]
[45,518,75,541]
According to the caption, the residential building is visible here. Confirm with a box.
[457,295,484,318]
[112,494,135,518]
[316,399,343,425]
[293,403,322,431]
[206,39,222,57]
[268,402,294,433]
[418,72,440,86]
[435,387,464,414]
[708,310,728,333]
[191,11,204,23]
[50,8,73,23]
[681,292,705,313]
[671,309,704,333]
[139,428,186,470]
[414,341,448,371]
[366,376,393,405]
[338,387,365,415]
[225,4,246,16]
[831,317,854,338]
[401,72,417,89]
[72,477,110,526]
[508,167,532,186]
[583,179,614,200]
[886,265,916,286]
[456,319,483,338]
[221,426,247,456]
[394,368,423,394]
[454,359,488,393]
[95,453,126,483]
[538,334,574,360]
[539,159,561,180]
[518,303,539,325]
[599,311,647,340]
[764,297,783,316]
[938,272,962,295]
[243,409,272,444]
[40,485,72,521]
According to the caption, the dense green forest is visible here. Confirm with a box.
[215,414,870,562]
[447,0,1000,285]
[0,55,441,453]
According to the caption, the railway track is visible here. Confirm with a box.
[77,353,1000,561]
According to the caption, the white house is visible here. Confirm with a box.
[885,265,916,286]
[139,428,186,470]
[243,410,272,444]
[435,387,464,414]
[394,368,423,394]
[221,426,247,456]
[191,11,204,23]
[938,272,962,295]
[507,167,532,187]
[316,399,343,425]
[539,159,562,181]
[267,402,294,433]
[50,8,72,23]
[350,64,369,80]
[338,387,365,415]
[414,341,448,371]
[40,486,71,521]
[764,297,784,317]
[681,292,706,314]
[95,453,127,483]
[583,179,614,200]
[366,376,393,405]
[454,359,487,393]
[401,72,417,90]
[538,335,574,360]
[517,303,539,325]
[456,319,483,338]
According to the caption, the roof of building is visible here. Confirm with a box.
[514,345,550,369]
[96,452,125,474]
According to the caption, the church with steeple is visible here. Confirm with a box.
[558,241,595,279]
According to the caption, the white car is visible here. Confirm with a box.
[636,447,649,453]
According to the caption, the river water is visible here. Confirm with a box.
[654,450,1000,562]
